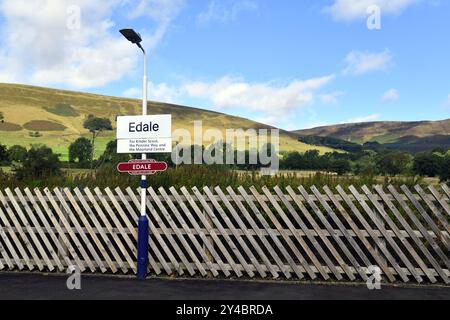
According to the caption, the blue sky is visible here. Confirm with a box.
[0,0,449,130]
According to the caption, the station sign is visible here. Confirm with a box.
[117,159,168,176]
[116,115,172,154]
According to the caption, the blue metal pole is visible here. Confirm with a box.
[137,180,149,279]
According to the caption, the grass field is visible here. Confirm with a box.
[0,83,337,161]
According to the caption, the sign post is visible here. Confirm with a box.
[119,28,172,280]
[116,115,172,280]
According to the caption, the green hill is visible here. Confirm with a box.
[294,119,450,152]
[294,119,450,144]
[0,83,336,160]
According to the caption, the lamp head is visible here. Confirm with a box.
[120,29,142,44]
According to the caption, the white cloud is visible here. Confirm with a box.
[123,82,178,103]
[344,114,381,124]
[125,74,335,128]
[324,0,420,21]
[381,89,400,103]
[127,0,185,49]
[183,75,335,115]
[0,0,184,88]
[342,49,393,76]
[122,87,142,98]
[197,0,257,25]
[320,91,345,104]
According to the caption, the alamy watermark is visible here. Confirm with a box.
[66,265,81,290]
[366,265,382,290]
[171,121,280,175]
[66,5,81,31]
[367,5,382,30]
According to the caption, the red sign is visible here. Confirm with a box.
[117,159,168,176]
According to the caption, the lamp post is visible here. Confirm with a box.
[120,28,149,280]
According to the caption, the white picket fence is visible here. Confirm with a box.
[0,185,449,284]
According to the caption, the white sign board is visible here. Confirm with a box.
[117,138,172,154]
[117,115,172,140]
[116,115,172,154]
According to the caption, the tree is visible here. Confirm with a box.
[83,116,113,167]
[15,145,61,179]
[413,152,443,177]
[439,155,450,182]
[7,145,27,163]
[98,140,131,164]
[281,152,303,170]
[0,144,8,163]
[354,155,377,176]
[376,151,412,176]
[69,137,93,164]
[0,111,4,123]
[329,159,351,175]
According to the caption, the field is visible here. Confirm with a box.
[0,83,337,161]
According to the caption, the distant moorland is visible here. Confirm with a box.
[294,119,450,153]
[0,83,336,160]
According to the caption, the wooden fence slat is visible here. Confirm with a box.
[388,185,450,271]
[270,186,336,280]
[159,187,219,277]
[361,186,424,283]
[0,213,16,269]
[115,188,164,275]
[149,187,207,277]
[93,187,138,273]
[0,190,37,271]
[223,186,282,279]
[204,186,267,278]
[211,187,269,278]
[50,188,100,273]
[420,186,450,235]
[169,187,229,277]
[0,185,447,284]
[375,185,444,284]
[102,187,140,273]
[4,188,54,271]
[13,188,64,271]
[58,188,110,273]
[250,186,317,279]
[323,186,396,281]
[192,187,255,277]
[401,185,450,251]
[127,187,183,275]
[237,186,304,279]
[65,188,118,274]
[349,185,414,283]
[42,187,94,271]
[142,188,196,276]
[82,188,131,273]
[441,184,450,218]
[33,188,85,271]
[0,242,6,270]
[311,186,369,281]
[180,186,243,277]
[296,186,356,280]
[336,185,406,282]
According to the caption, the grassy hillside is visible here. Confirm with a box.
[0,83,336,160]
[294,119,450,145]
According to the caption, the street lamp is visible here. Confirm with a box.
[120,28,149,280]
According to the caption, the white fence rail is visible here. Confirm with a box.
[0,185,449,284]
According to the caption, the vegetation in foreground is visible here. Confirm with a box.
[0,137,448,189]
